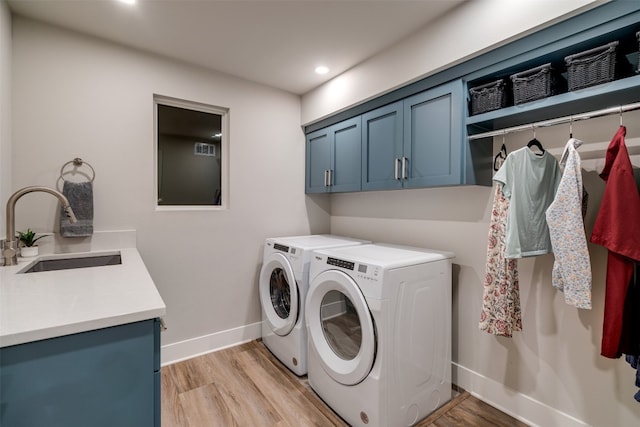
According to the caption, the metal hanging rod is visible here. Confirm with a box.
[467,101,640,141]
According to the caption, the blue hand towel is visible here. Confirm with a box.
[60,181,94,237]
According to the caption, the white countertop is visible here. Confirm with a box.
[0,247,166,348]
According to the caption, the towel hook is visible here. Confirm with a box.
[59,157,95,183]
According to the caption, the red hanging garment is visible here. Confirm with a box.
[590,126,640,358]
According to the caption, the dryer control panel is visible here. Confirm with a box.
[326,256,381,282]
[327,257,354,270]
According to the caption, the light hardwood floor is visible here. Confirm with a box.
[162,340,528,427]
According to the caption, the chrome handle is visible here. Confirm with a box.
[394,158,400,180]
[402,157,408,180]
[323,170,328,187]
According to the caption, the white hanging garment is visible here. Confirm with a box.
[545,138,592,309]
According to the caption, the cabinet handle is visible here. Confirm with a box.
[323,170,328,187]
[328,169,333,186]
[394,158,400,180]
[402,157,408,180]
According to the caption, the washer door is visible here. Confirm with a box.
[307,269,376,386]
[259,252,299,336]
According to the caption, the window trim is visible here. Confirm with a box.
[153,94,230,211]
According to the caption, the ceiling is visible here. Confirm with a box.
[7,0,467,95]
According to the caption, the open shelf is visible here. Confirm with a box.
[466,74,640,136]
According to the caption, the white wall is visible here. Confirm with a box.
[301,0,640,425]
[0,0,11,237]
[301,0,602,125]
[11,17,330,351]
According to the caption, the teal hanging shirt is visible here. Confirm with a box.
[493,147,561,259]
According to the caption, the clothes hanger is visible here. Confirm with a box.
[620,105,624,128]
[527,125,545,154]
[493,132,508,171]
[569,115,573,139]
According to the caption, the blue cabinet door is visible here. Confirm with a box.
[305,127,332,193]
[361,101,403,191]
[331,116,362,193]
[0,320,158,427]
[403,80,463,188]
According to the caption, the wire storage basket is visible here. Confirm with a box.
[468,79,508,115]
[510,63,566,105]
[564,41,630,91]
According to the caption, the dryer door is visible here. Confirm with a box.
[259,252,299,336]
[307,269,376,386]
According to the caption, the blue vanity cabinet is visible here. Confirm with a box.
[402,80,463,188]
[361,101,404,191]
[0,319,161,427]
[305,116,362,193]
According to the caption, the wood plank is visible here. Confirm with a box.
[202,342,283,426]
[236,343,346,426]
[415,391,471,426]
[436,395,529,427]
[178,383,237,427]
[160,363,190,427]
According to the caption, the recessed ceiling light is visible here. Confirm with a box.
[315,66,329,75]
[118,0,136,5]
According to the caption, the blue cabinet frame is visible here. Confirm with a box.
[464,4,640,136]
[305,1,640,191]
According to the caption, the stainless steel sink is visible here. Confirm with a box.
[20,252,122,273]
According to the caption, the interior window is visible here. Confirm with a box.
[154,96,228,209]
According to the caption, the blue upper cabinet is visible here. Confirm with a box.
[403,80,463,188]
[306,116,362,193]
[360,81,464,191]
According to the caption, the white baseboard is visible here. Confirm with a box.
[161,321,262,366]
[452,362,588,427]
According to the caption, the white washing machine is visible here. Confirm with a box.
[259,235,369,376]
[306,243,454,427]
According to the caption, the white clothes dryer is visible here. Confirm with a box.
[259,235,369,376]
[306,243,454,427]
